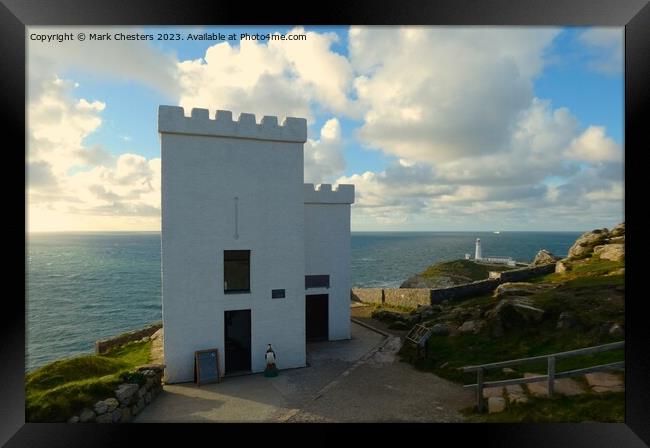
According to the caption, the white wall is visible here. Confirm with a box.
[304,184,354,341]
[161,106,307,383]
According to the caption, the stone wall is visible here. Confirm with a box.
[352,263,557,307]
[95,322,163,355]
[68,364,164,423]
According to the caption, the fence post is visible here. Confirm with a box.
[477,368,485,412]
[548,356,556,397]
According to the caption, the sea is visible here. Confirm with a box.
[26,231,581,372]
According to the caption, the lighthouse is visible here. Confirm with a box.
[475,238,482,261]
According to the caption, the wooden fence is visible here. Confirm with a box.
[462,341,625,412]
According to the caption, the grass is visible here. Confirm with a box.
[419,259,514,284]
[26,340,152,422]
[462,392,624,423]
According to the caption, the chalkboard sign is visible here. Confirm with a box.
[195,348,221,386]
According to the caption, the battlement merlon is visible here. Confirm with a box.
[158,105,307,143]
[304,183,355,205]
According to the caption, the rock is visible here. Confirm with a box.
[111,409,122,423]
[487,299,546,330]
[104,398,119,412]
[458,320,479,333]
[371,310,402,322]
[141,336,151,342]
[557,311,577,330]
[483,386,503,398]
[131,404,140,416]
[115,383,140,405]
[488,396,506,413]
[607,236,625,244]
[532,249,560,266]
[388,321,408,330]
[610,222,625,237]
[430,323,450,336]
[511,303,545,322]
[67,416,80,424]
[523,373,548,397]
[94,400,109,415]
[486,316,504,338]
[505,384,528,404]
[607,267,625,276]
[585,372,624,393]
[138,386,147,398]
[609,323,624,338]
[503,367,516,374]
[554,378,587,396]
[493,282,558,298]
[79,408,96,423]
[568,228,610,259]
[555,260,570,273]
[145,391,152,404]
[95,413,113,423]
[593,244,625,262]
[440,362,450,368]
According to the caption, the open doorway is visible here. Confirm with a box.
[224,309,251,374]
[306,294,329,341]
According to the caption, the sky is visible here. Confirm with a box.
[26,26,624,232]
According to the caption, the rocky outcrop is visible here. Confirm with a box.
[568,228,610,259]
[609,222,625,238]
[593,243,624,262]
[493,282,559,299]
[532,249,560,266]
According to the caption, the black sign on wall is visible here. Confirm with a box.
[272,289,285,299]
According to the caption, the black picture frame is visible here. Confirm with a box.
[7,0,649,445]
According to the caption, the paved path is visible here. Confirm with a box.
[135,321,472,423]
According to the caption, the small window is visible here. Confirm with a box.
[305,275,329,289]
[224,250,250,294]
[271,289,285,299]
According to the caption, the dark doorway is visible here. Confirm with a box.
[306,294,329,341]
[224,310,251,374]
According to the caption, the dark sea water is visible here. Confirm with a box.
[26,231,580,372]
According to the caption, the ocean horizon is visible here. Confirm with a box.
[26,230,581,372]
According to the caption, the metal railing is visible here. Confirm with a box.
[461,340,624,412]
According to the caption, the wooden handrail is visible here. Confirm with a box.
[462,341,624,372]
[461,341,625,412]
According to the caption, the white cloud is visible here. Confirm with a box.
[304,118,346,183]
[350,27,561,163]
[27,26,180,98]
[565,126,622,162]
[176,27,356,123]
[27,76,161,232]
[578,28,623,76]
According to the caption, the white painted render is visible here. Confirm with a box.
[159,106,354,384]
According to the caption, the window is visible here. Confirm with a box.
[271,289,285,299]
[224,250,250,293]
[305,275,329,289]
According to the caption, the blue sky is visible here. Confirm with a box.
[26,26,624,232]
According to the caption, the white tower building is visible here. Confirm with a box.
[475,238,482,261]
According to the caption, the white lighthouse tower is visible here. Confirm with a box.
[475,238,482,261]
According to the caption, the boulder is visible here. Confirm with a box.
[607,236,625,244]
[79,408,96,423]
[593,244,625,262]
[111,409,122,423]
[585,372,624,393]
[555,259,570,273]
[483,386,504,398]
[609,323,624,338]
[488,396,506,414]
[121,407,132,423]
[505,384,528,404]
[568,228,610,259]
[486,299,546,329]
[67,416,80,424]
[93,400,109,415]
[371,309,402,323]
[532,249,560,266]
[493,282,558,299]
[115,383,140,405]
[458,320,479,333]
[485,316,504,338]
[610,222,625,238]
[95,413,113,423]
[430,323,450,336]
[557,311,577,330]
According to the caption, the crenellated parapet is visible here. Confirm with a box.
[158,105,307,143]
[304,183,355,204]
